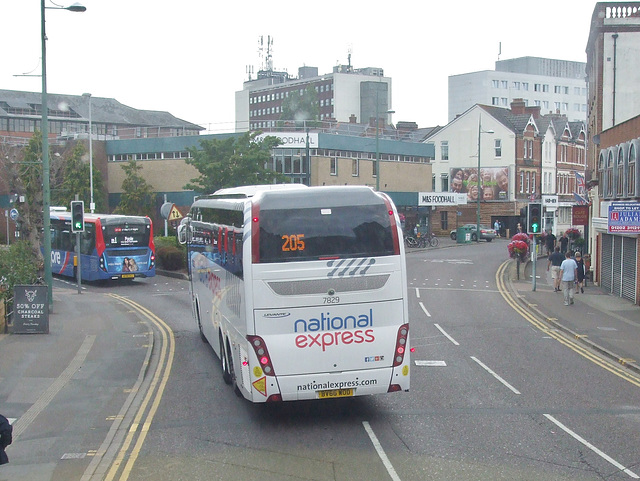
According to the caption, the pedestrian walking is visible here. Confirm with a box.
[0,414,12,465]
[559,232,569,254]
[545,230,556,255]
[547,246,564,292]
[575,251,586,294]
[560,251,578,306]
[494,220,500,237]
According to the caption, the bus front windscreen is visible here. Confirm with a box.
[258,205,395,263]
[103,222,150,248]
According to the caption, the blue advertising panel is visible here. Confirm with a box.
[608,202,640,233]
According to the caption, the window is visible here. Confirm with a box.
[513,81,520,89]
[532,172,536,193]
[441,173,448,192]
[523,82,529,91]
[562,103,568,111]
[494,139,502,157]
[535,100,541,106]
[501,80,508,88]
[606,150,614,197]
[492,80,499,88]
[441,141,449,160]
[440,211,448,230]
[492,97,499,105]
[352,158,359,177]
[574,87,581,95]
[372,158,378,178]
[543,101,549,109]
[554,86,562,94]
[542,84,549,92]
[432,174,436,191]
[519,171,524,193]
[330,158,338,175]
[534,84,541,92]
[628,144,636,196]
[617,147,625,196]
[501,98,508,106]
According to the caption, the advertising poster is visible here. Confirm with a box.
[449,167,509,202]
[608,202,640,233]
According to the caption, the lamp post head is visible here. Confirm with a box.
[82,92,91,98]
[66,3,86,12]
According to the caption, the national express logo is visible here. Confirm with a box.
[293,309,375,351]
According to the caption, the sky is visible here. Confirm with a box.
[2,0,598,133]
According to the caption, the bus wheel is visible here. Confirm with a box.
[220,334,232,385]
[226,339,242,398]
[195,304,207,344]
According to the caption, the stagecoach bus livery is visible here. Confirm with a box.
[178,185,410,402]
[49,211,156,281]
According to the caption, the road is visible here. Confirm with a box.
[79,241,640,480]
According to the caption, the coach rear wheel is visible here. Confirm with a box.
[220,333,232,385]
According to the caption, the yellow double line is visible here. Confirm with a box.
[104,293,175,481]
[496,261,640,388]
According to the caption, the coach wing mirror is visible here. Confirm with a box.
[177,221,187,245]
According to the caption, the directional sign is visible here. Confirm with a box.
[9,208,19,221]
[168,205,183,221]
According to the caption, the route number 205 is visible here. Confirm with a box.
[281,234,305,252]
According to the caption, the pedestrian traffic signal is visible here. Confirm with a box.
[71,201,85,233]
[527,202,542,234]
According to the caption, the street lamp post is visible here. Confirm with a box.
[82,92,94,212]
[41,0,86,305]
[476,117,494,242]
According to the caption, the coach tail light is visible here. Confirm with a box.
[388,323,409,392]
[247,335,276,376]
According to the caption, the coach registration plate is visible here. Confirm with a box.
[317,388,353,399]
[121,273,135,279]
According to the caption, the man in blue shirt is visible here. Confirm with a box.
[559,251,578,306]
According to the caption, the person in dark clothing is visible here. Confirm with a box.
[547,246,564,292]
[545,230,556,255]
[559,232,569,254]
[575,251,586,294]
[0,414,12,465]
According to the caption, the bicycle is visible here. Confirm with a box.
[404,235,418,248]
[428,233,439,247]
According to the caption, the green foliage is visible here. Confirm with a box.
[184,132,288,194]
[0,242,40,302]
[113,158,156,216]
[155,245,185,271]
[14,131,45,251]
[52,142,106,212]
[278,86,320,127]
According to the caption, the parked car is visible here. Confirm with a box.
[449,224,497,242]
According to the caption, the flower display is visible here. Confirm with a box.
[565,228,581,239]
[507,233,530,261]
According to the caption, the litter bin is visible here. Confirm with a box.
[456,226,473,244]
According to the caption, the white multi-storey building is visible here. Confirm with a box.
[448,57,587,123]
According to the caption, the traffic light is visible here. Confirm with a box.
[71,201,85,233]
[527,202,542,234]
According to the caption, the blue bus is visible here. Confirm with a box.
[49,211,156,281]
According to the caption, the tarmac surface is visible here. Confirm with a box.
[0,236,638,479]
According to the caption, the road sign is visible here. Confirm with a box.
[168,205,183,221]
[9,208,19,221]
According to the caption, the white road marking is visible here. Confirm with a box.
[544,414,639,479]
[434,323,459,346]
[415,288,420,299]
[419,302,431,317]
[470,356,521,394]
[362,421,402,481]
[415,360,447,367]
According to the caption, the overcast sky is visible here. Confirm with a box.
[2,0,597,132]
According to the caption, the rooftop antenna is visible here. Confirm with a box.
[246,65,254,81]
[257,35,274,72]
[498,41,502,61]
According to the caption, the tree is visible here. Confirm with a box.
[12,131,45,260]
[113,158,156,216]
[51,142,106,212]
[184,132,287,194]
[278,86,320,128]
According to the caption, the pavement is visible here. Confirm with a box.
[0,238,638,479]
